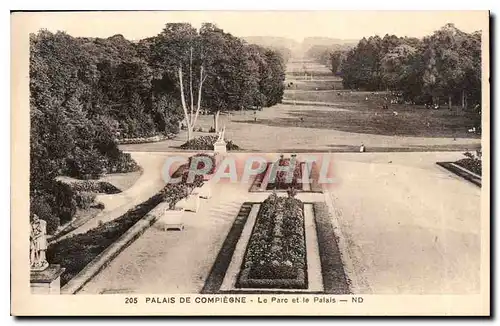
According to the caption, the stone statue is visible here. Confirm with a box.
[30,214,49,271]
[216,125,226,143]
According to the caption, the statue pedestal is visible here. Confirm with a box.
[213,141,227,156]
[213,141,227,167]
[30,264,65,294]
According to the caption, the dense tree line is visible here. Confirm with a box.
[30,23,286,231]
[312,24,481,108]
[305,44,353,72]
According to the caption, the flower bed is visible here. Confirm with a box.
[188,154,217,175]
[455,152,482,175]
[236,193,307,289]
[266,157,303,191]
[179,135,240,151]
[248,163,272,192]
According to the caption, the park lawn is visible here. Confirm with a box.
[248,106,479,138]
[285,80,342,91]
[279,89,481,138]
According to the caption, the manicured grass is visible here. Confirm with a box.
[310,162,323,192]
[200,203,254,294]
[285,80,343,91]
[313,202,351,294]
[248,106,480,139]
[436,162,481,187]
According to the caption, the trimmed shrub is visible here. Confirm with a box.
[455,151,482,175]
[108,152,140,174]
[64,180,121,194]
[65,147,108,180]
[74,192,96,210]
[51,181,78,225]
[179,135,240,150]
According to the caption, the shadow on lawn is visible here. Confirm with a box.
[233,108,481,139]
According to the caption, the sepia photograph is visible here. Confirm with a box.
[11,10,490,316]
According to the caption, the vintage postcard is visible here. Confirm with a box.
[11,10,490,316]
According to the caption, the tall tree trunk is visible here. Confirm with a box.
[448,95,452,110]
[189,47,194,121]
[461,90,465,109]
[192,66,206,128]
[178,66,192,141]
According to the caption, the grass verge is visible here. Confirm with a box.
[200,203,254,294]
[313,202,351,294]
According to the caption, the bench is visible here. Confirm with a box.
[158,209,184,231]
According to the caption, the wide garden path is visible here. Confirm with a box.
[325,151,482,294]
[78,169,326,294]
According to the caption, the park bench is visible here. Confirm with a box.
[158,208,184,231]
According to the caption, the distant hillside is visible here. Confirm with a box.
[242,36,359,58]
[242,36,300,50]
[302,37,358,54]
[302,36,359,47]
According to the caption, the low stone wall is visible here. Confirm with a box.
[61,201,170,294]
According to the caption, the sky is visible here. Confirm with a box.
[15,11,488,42]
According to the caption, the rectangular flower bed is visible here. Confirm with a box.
[236,193,307,289]
[266,158,304,191]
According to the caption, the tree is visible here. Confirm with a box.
[177,46,207,141]
[329,50,345,75]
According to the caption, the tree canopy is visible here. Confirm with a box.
[29,23,287,231]
[337,25,481,106]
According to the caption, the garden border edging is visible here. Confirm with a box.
[60,201,171,294]
[436,162,481,187]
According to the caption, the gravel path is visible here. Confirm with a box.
[77,152,481,295]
